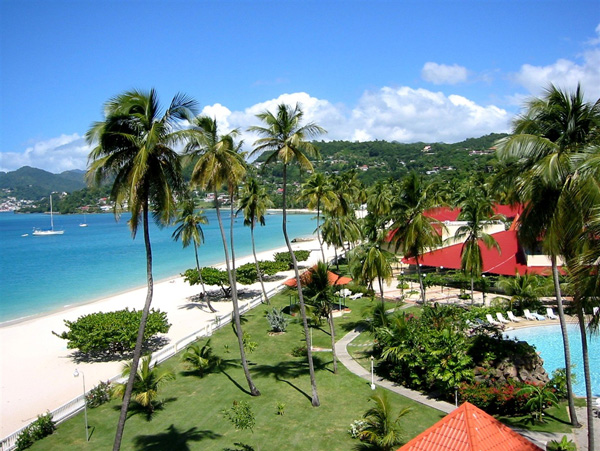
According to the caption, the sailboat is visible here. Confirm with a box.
[79,212,88,227]
[33,194,64,236]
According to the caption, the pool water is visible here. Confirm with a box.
[504,323,599,397]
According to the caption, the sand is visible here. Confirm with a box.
[0,237,336,437]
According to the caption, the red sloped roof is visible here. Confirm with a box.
[402,230,551,276]
[397,402,542,451]
[283,268,352,287]
[424,204,523,222]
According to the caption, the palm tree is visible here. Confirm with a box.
[495,84,600,426]
[497,273,546,312]
[249,102,326,407]
[172,194,215,312]
[303,261,339,373]
[184,115,260,397]
[181,339,221,377]
[299,172,336,262]
[358,392,411,451]
[86,89,195,450]
[238,177,273,304]
[449,193,502,303]
[349,239,394,304]
[388,173,444,304]
[113,355,175,413]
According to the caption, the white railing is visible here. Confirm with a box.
[1,285,284,451]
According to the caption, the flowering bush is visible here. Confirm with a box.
[458,380,532,415]
[86,380,112,408]
[348,419,368,439]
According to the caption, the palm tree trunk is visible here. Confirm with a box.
[113,202,153,451]
[576,306,594,451]
[471,276,475,305]
[216,194,260,397]
[328,310,338,374]
[251,218,269,304]
[551,256,579,427]
[283,164,320,407]
[415,257,426,304]
[195,245,215,313]
[378,275,385,306]
[317,200,325,262]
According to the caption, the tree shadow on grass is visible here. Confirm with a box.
[250,355,330,401]
[133,424,221,451]
[340,320,369,333]
[220,369,252,396]
[113,397,177,422]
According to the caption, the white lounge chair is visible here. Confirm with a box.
[507,311,522,322]
[486,314,501,326]
[546,307,558,320]
[523,309,545,321]
[593,307,599,316]
[496,312,510,324]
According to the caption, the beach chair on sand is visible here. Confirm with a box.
[486,314,502,326]
[546,308,558,320]
[507,311,522,322]
[496,312,510,324]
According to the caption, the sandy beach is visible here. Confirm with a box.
[0,237,337,437]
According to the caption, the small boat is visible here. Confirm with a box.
[21,233,29,237]
[33,194,64,236]
[79,213,88,227]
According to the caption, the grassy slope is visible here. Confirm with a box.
[32,294,444,450]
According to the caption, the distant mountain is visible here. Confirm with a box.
[0,166,86,200]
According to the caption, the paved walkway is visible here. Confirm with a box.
[334,326,587,450]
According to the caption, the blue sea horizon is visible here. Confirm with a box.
[0,210,316,323]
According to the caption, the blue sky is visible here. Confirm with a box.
[1,0,599,173]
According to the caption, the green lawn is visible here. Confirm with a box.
[32,293,444,450]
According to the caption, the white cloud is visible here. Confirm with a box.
[0,134,90,173]
[512,28,600,102]
[1,88,512,172]
[421,62,468,85]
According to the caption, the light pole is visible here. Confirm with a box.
[440,266,444,295]
[400,270,404,298]
[370,356,376,390]
[73,369,89,442]
[481,274,486,306]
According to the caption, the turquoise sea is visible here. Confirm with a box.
[0,210,316,323]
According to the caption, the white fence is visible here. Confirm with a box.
[1,286,283,451]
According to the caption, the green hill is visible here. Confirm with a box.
[0,166,86,200]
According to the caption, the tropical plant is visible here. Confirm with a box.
[181,339,221,377]
[172,194,214,311]
[15,412,56,451]
[388,173,444,304]
[222,400,255,432]
[238,177,273,303]
[494,84,600,428]
[266,307,289,333]
[516,383,558,423]
[496,273,546,312]
[303,261,340,373]
[85,88,195,450]
[185,115,260,397]
[546,435,577,451]
[299,172,336,261]
[448,190,502,303]
[249,103,326,406]
[357,392,411,451]
[349,240,394,304]
[86,381,112,408]
[112,356,175,413]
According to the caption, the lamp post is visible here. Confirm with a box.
[481,274,486,306]
[73,369,89,442]
[423,273,427,303]
[370,356,376,390]
[440,266,444,295]
[400,270,404,298]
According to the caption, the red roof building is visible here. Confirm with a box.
[397,402,542,451]
[283,267,352,287]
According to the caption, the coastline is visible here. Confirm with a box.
[0,236,332,437]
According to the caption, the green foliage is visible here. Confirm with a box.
[517,383,559,423]
[274,250,311,269]
[181,339,221,377]
[546,435,577,451]
[291,345,308,357]
[358,392,411,451]
[222,400,255,432]
[235,263,259,285]
[276,402,286,416]
[458,380,531,415]
[266,307,289,332]
[183,267,230,296]
[112,356,176,413]
[86,380,112,408]
[548,367,577,400]
[258,260,289,276]
[15,412,56,450]
[53,309,170,354]
[242,331,258,353]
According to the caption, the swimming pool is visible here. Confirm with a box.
[504,323,599,397]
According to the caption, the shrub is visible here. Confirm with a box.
[291,345,307,357]
[348,419,368,439]
[53,308,170,354]
[222,400,255,432]
[258,260,289,276]
[86,380,112,408]
[15,412,56,450]
[266,308,288,333]
[546,435,577,451]
[458,380,530,415]
[276,402,286,416]
[548,367,576,400]
[274,250,311,269]
[235,263,259,285]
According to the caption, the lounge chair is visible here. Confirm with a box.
[507,311,522,322]
[486,314,501,326]
[496,312,510,324]
[593,307,599,316]
[546,307,558,320]
[523,309,545,321]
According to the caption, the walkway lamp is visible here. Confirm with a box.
[370,356,376,390]
[73,369,89,442]
[440,267,444,295]
[482,274,486,305]
[400,270,404,297]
